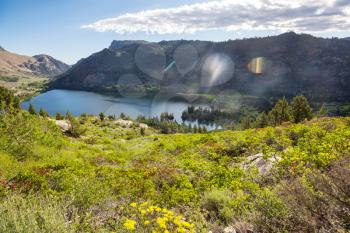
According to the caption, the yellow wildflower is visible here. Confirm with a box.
[156,217,168,229]
[173,216,182,226]
[130,202,137,208]
[123,219,136,231]
[176,227,186,233]
[144,220,150,225]
[140,202,149,207]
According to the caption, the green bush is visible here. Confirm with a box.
[0,195,84,233]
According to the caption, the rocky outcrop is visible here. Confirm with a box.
[54,120,72,133]
[242,153,281,176]
[139,123,148,129]
[114,119,134,128]
[19,54,70,76]
[109,40,148,51]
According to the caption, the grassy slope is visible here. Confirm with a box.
[0,114,349,232]
[0,76,49,99]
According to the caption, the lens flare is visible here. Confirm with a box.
[174,44,199,76]
[248,57,265,74]
[201,53,235,88]
[135,43,166,80]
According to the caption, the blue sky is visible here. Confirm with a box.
[1,0,349,64]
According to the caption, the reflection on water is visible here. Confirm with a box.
[21,89,221,130]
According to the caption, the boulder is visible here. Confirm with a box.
[224,226,236,233]
[139,123,149,129]
[114,119,133,127]
[242,153,281,176]
[54,120,72,133]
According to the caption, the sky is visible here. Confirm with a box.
[1,0,349,65]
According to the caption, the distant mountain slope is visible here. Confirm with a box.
[0,47,70,77]
[51,32,350,103]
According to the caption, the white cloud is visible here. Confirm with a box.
[82,0,350,34]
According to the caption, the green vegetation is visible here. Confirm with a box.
[0,86,350,232]
[28,103,37,115]
[0,76,49,99]
[39,108,49,117]
[182,95,315,130]
[0,76,19,82]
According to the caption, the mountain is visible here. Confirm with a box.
[0,47,70,77]
[109,40,149,50]
[21,54,70,76]
[51,32,350,103]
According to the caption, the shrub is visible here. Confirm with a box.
[28,104,37,115]
[39,108,49,117]
[66,112,85,137]
[201,189,241,224]
[0,195,84,233]
[55,112,64,120]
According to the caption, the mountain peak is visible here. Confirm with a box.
[109,40,149,51]
[278,31,299,37]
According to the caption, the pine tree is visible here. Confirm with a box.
[28,104,37,115]
[99,112,105,121]
[317,104,328,117]
[291,95,312,123]
[55,112,64,120]
[202,126,208,133]
[39,108,49,117]
[140,127,145,136]
[193,125,198,133]
[0,86,20,112]
[255,112,269,128]
[268,97,291,125]
[241,116,252,129]
[198,126,203,133]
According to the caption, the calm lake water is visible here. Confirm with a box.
[22,89,221,130]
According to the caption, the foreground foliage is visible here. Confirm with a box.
[0,88,349,232]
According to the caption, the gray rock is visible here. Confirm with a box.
[224,226,236,233]
[54,120,72,133]
[242,153,281,175]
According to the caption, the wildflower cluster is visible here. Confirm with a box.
[123,202,195,232]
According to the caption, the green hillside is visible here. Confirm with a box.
[0,88,350,232]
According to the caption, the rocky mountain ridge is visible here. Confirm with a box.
[0,47,70,77]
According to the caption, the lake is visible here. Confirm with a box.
[21,89,221,130]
